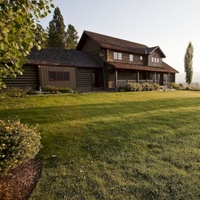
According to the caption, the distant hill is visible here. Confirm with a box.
[176,71,200,83]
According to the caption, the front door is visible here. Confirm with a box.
[92,70,100,87]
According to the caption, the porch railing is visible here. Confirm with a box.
[117,79,155,87]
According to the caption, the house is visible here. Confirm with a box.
[77,31,178,89]
[3,30,178,91]
[4,48,102,91]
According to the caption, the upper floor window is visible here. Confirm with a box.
[140,56,143,61]
[129,54,134,62]
[152,56,160,63]
[113,52,122,60]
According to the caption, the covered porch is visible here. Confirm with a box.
[105,62,177,89]
[108,70,170,88]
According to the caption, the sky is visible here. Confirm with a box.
[40,0,200,73]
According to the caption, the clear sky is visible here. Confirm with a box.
[40,0,200,73]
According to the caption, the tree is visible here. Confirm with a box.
[184,42,194,85]
[65,24,79,49]
[47,7,66,48]
[0,0,54,88]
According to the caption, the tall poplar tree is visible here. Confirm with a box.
[47,7,66,48]
[65,24,79,49]
[184,42,194,85]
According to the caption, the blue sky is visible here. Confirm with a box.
[40,0,200,73]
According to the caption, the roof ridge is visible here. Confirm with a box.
[84,30,148,48]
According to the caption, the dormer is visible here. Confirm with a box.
[146,46,166,67]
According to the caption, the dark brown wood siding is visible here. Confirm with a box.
[148,52,163,67]
[3,65,39,89]
[38,65,77,89]
[107,49,147,65]
[77,68,103,91]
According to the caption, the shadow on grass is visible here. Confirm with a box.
[0,97,200,125]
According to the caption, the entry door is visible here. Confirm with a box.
[92,70,100,87]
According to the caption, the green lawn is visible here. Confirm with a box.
[1,91,200,199]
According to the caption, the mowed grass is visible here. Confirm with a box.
[1,91,200,199]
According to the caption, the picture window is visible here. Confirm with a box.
[49,71,70,81]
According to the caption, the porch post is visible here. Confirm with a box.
[137,71,139,83]
[154,72,156,83]
[115,69,118,88]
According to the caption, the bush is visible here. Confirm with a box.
[124,83,142,91]
[186,86,193,91]
[43,86,74,94]
[0,119,41,176]
[152,83,160,90]
[43,85,59,94]
[142,83,154,91]
[2,87,32,98]
[168,82,184,90]
[124,83,160,92]
[118,86,125,92]
[59,87,74,93]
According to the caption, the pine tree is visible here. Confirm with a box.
[184,42,194,85]
[65,24,79,49]
[47,7,66,48]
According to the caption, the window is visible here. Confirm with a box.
[49,71,70,81]
[140,56,143,61]
[63,72,70,80]
[49,72,56,81]
[152,56,159,63]
[129,54,134,62]
[113,52,122,60]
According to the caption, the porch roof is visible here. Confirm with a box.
[106,62,179,73]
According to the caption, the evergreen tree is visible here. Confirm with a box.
[65,24,79,49]
[184,42,194,85]
[47,7,66,48]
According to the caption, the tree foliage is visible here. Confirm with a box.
[0,0,54,88]
[47,7,79,49]
[47,7,66,48]
[66,24,79,50]
[184,42,194,85]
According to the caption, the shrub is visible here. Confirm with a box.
[59,87,74,93]
[0,119,41,176]
[186,86,193,91]
[124,83,142,91]
[43,85,59,94]
[2,87,32,98]
[168,82,184,90]
[43,86,75,94]
[142,83,154,91]
[118,86,125,92]
[152,83,160,90]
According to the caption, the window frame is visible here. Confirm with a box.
[49,71,70,81]
[113,52,122,60]
[129,54,134,62]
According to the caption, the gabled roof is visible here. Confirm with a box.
[77,31,166,58]
[107,61,178,73]
[145,46,166,58]
[26,47,100,68]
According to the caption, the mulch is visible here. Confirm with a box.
[0,159,42,200]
